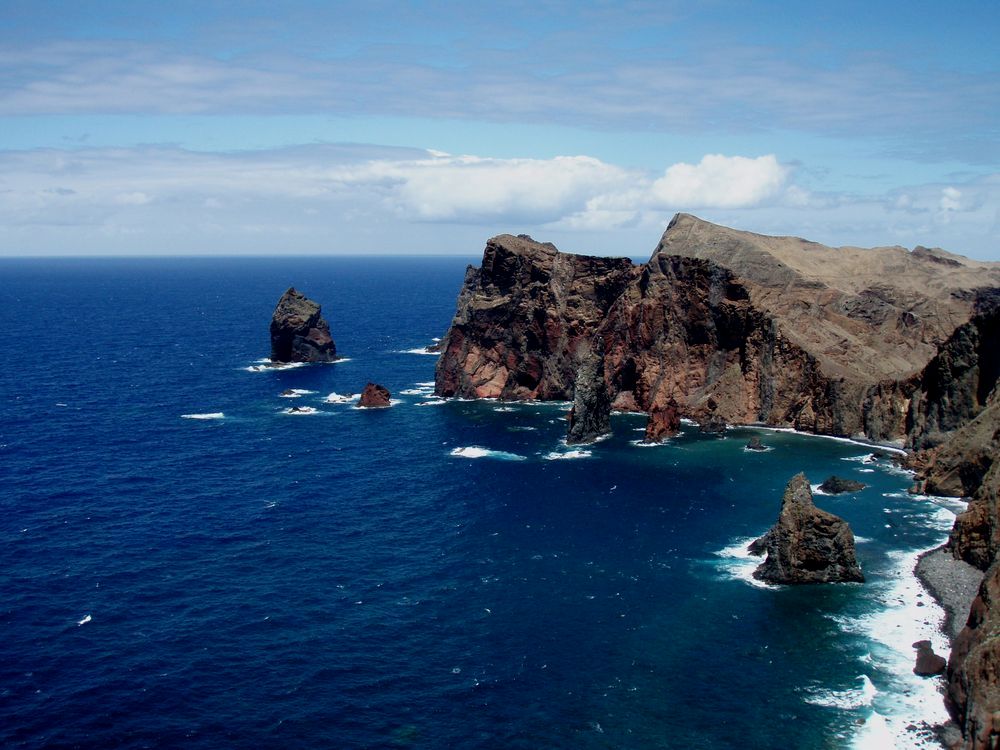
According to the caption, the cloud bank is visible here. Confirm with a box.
[0,144,995,258]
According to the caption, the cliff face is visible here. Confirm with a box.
[435,215,1000,444]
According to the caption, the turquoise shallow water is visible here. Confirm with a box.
[0,256,958,748]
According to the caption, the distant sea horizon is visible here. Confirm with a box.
[1,255,959,749]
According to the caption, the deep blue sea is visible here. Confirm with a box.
[1,256,964,749]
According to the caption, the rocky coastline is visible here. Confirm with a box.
[433,214,1000,748]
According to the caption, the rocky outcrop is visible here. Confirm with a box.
[644,398,680,442]
[434,215,1000,445]
[818,476,866,494]
[358,383,391,408]
[748,473,864,585]
[270,288,337,363]
[566,340,612,444]
[745,436,768,452]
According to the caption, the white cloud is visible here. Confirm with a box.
[0,144,997,260]
[330,154,635,223]
[940,186,962,212]
[649,154,788,208]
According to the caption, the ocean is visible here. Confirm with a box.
[0,256,961,749]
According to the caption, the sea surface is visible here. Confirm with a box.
[0,256,963,749]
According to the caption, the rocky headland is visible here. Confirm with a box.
[433,214,1000,747]
[435,214,999,445]
[270,287,337,363]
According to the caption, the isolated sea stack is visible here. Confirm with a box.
[270,287,337,363]
[358,383,391,408]
[645,398,681,442]
[749,473,864,584]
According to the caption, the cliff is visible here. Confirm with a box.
[435,214,1000,445]
[434,216,1000,748]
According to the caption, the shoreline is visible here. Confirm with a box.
[912,546,984,748]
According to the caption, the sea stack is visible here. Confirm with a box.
[566,342,611,445]
[270,287,337,363]
[644,398,680,442]
[358,383,391,408]
[749,473,864,584]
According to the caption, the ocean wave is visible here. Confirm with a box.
[244,360,307,372]
[543,449,592,460]
[801,674,877,709]
[630,439,668,448]
[416,381,436,387]
[449,446,527,461]
[415,399,448,407]
[324,392,359,404]
[280,406,320,415]
[279,389,315,398]
[77,614,92,626]
[397,347,439,355]
[825,547,952,748]
[399,388,432,395]
[181,412,225,420]
[711,537,776,589]
[750,426,906,455]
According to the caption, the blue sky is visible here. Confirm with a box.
[1,1,998,258]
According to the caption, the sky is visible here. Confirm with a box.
[1,0,998,259]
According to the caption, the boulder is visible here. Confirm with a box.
[913,640,947,676]
[818,476,867,494]
[746,436,768,451]
[270,287,337,363]
[358,383,391,408]
[749,473,865,584]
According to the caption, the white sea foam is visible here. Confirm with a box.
[825,545,954,748]
[811,483,832,496]
[280,406,319,415]
[450,446,527,461]
[629,439,668,448]
[750,425,907,454]
[802,674,877,709]
[77,614,92,626]
[415,399,448,407]
[244,360,307,372]
[279,389,315,398]
[416,381,436,387]
[324,392,360,404]
[397,347,439,355]
[400,388,431,395]
[181,412,225,420]
[494,406,516,412]
[543,449,592,460]
[711,536,776,589]
[508,426,537,431]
